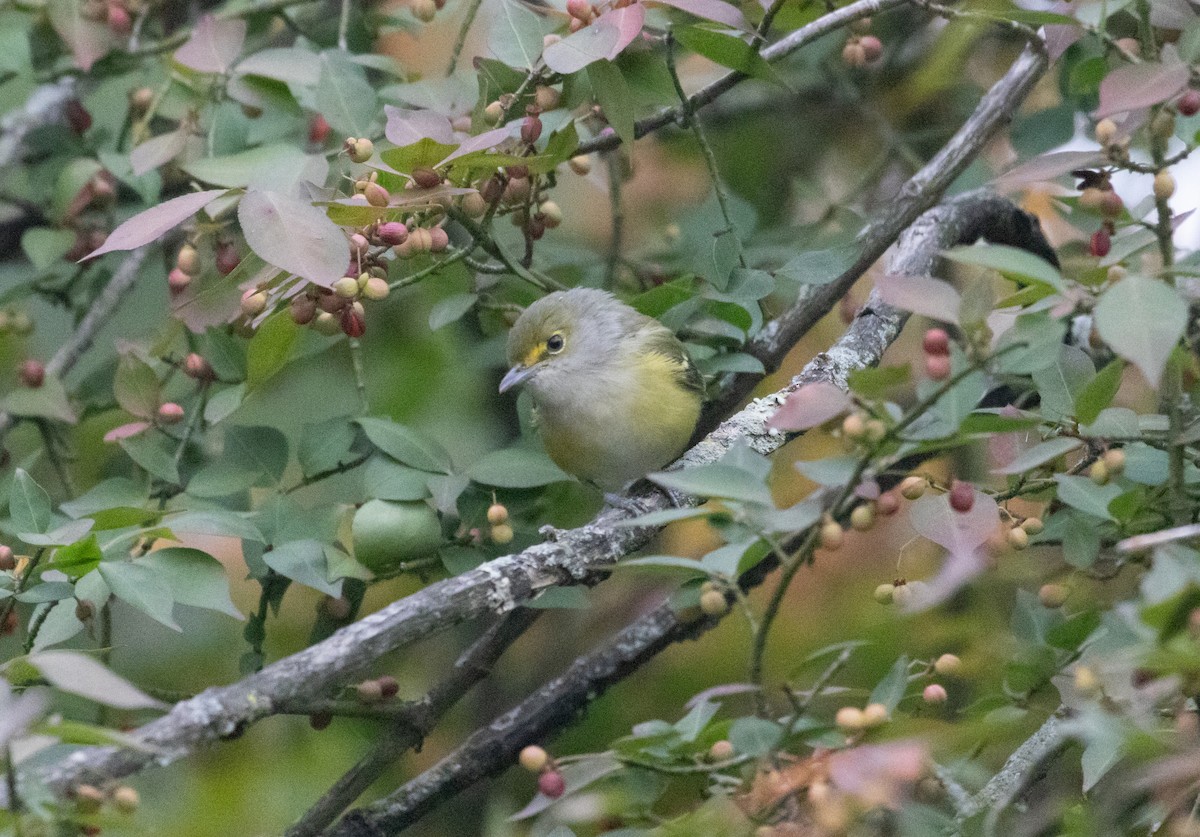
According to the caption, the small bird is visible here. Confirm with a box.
[499,287,705,492]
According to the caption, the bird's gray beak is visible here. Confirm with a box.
[499,364,537,394]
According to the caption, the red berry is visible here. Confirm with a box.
[1099,190,1123,218]
[376,222,408,246]
[183,353,213,380]
[106,2,132,33]
[340,305,366,337]
[859,34,883,62]
[65,99,92,135]
[167,268,191,294]
[1178,90,1200,117]
[377,675,400,699]
[215,242,240,275]
[948,480,975,513]
[412,168,441,189]
[521,116,542,144]
[922,328,950,356]
[0,545,15,571]
[538,770,566,798]
[19,360,44,388]
[309,114,331,145]
[157,402,184,424]
[1090,228,1111,258]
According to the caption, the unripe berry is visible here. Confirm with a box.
[842,412,866,439]
[1074,665,1100,694]
[923,327,950,356]
[858,35,882,62]
[313,311,340,335]
[75,599,95,622]
[566,0,590,19]
[157,402,184,424]
[568,155,592,175]
[346,137,374,163]
[376,222,408,245]
[483,101,504,125]
[291,295,317,325]
[428,226,450,252]
[538,770,566,799]
[1177,89,1200,116]
[362,276,390,300]
[176,243,199,275]
[534,86,561,111]
[183,352,213,380]
[349,233,370,256]
[215,242,240,275]
[934,653,961,676]
[835,706,866,732]
[948,480,974,513]
[240,289,267,316]
[1006,526,1029,550]
[412,167,441,189]
[0,545,14,571]
[461,191,487,217]
[925,353,952,380]
[309,711,333,730]
[842,39,868,67]
[519,745,549,772]
[491,523,514,545]
[107,3,132,33]
[309,114,331,145]
[708,739,735,761]
[333,276,360,298]
[700,589,730,617]
[1038,583,1069,608]
[1078,187,1105,212]
[487,503,509,525]
[863,418,886,443]
[1021,517,1044,535]
[356,679,384,702]
[538,200,563,229]
[129,86,154,114]
[1103,448,1126,474]
[873,583,894,604]
[899,476,928,500]
[341,304,366,337]
[850,503,875,532]
[412,0,437,21]
[378,675,400,699]
[112,786,139,814]
[521,115,542,144]
[19,359,44,388]
[74,784,105,814]
[862,702,889,727]
[819,519,844,551]
[1095,118,1118,145]
[1089,459,1110,485]
[1150,109,1176,141]
[1099,190,1123,218]
[364,182,390,207]
[876,491,900,516]
[923,683,948,704]
[1154,170,1176,201]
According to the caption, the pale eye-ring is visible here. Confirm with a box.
[546,333,565,353]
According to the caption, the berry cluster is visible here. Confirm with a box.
[841,17,883,67]
[518,745,566,799]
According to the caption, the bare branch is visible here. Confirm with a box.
[0,246,150,446]
[327,190,1058,835]
[956,711,1068,825]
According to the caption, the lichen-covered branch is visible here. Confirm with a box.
[955,711,1067,824]
[325,190,1058,836]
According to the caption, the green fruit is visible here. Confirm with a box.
[352,499,442,573]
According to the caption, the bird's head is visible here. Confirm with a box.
[499,288,626,395]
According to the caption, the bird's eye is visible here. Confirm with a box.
[546,333,565,353]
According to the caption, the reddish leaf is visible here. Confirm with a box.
[768,381,851,431]
[173,15,247,74]
[383,106,456,147]
[651,0,748,29]
[994,150,1104,190]
[876,272,961,325]
[438,126,514,166]
[543,4,646,74]
[104,422,151,443]
[238,189,348,286]
[130,128,189,176]
[47,0,118,71]
[908,489,998,554]
[84,189,225,260]
[829,742,927,801]
[1094,60,1189,119]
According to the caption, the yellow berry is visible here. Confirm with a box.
[841,413,866,439]
[1103,448,1126,475]
[519,745,549,772]
[700,589,730,617]
[1007,526,1030,550]
[486,503,509,525]
[819,520,844,551]
[850,503,875,532]
[933,653,961,676]
[1154,170,1176,201]
[899,476,927,500]
[708,739,735,761]
[490,523,514,545]
[835,706,866,731]
[1089,460,1110,485]
[1020,517,1044,535]
[873,583,894,605]
[862,702,889,727]
[1095,118,1117,145]
[1039,583,1069,608]
[568,155,592,175]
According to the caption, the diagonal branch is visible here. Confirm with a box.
[328,189,1059,836]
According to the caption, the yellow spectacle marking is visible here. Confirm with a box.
[522,345,547,367]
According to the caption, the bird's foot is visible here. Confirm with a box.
[603,492,651,516]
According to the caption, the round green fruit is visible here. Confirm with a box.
[352,499,442,573]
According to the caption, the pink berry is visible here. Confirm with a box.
[948,480,975,513]
[922,328,950,356]
[309,114,331,145]
[925,354,952,381]
[157,402,184,424]
[1090,228,1111,258]
[537,770,566,799]
[1178,90,1200,117]
[376,222,408,246]
[19,360,44,388]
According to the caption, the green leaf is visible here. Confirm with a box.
[588,60,635,147]
[120,434,180,484]
[24,651,166,710]
[1054,475,1122,521]
[1046,609,1101,650]
[379,137,459,175]
[468,446,571,488]
[139,547,242,619]
[246,313,301,390]
[621,555,707,573]
[166,510,265,542]
[776,245,858,285]
[98,561,180,631]
[10,469,52,535]
[1074,359,1125,426]
[1094,274,1187,387]
[363,456,431,500]
[113,353,161,419]
[22,228,76,271]
[674,699,719,742]
[263,539,342,596]
[942,244,1064,291]
[1032,345,1094,422]
[45,535,103,578]
[648,463,772,505]
[674,27,776,82]
[316,51,377,137]
[1,375,76,424]
[847,364,911,399]
[224,425,290,484]
[489,0,545,69]
[995,312,1068,375]
[869,655,909,711]
[356,417,452,473]
[994,437,1082,475]
[728,717,783,756]
[428,293,478,330]
[299,417,359,479]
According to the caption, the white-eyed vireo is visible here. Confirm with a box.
[499,288,705,491]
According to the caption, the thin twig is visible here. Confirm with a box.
[446,0,484,77]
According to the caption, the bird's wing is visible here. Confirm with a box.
[640,324,706,398]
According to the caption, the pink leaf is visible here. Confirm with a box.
[1094,60,1190,118]
[130,128,188,176]
[174,15,247,74]
[908,489,998,555]
[543,3,645,73]
[438,126,515,166]
[84,189,225,260]
[829,742,927,803]
[768,381,851,431]
[994,150,1105,191]
[104,422,150,443]
[47,0,118,71]
[384,106,456,147]
[238,189,348,285]
[876,272,961,325]
[650,0,748,30]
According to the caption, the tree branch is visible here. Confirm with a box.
[326,190,1058,835]
[0,246,150,447]
[955,711,1068,825]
